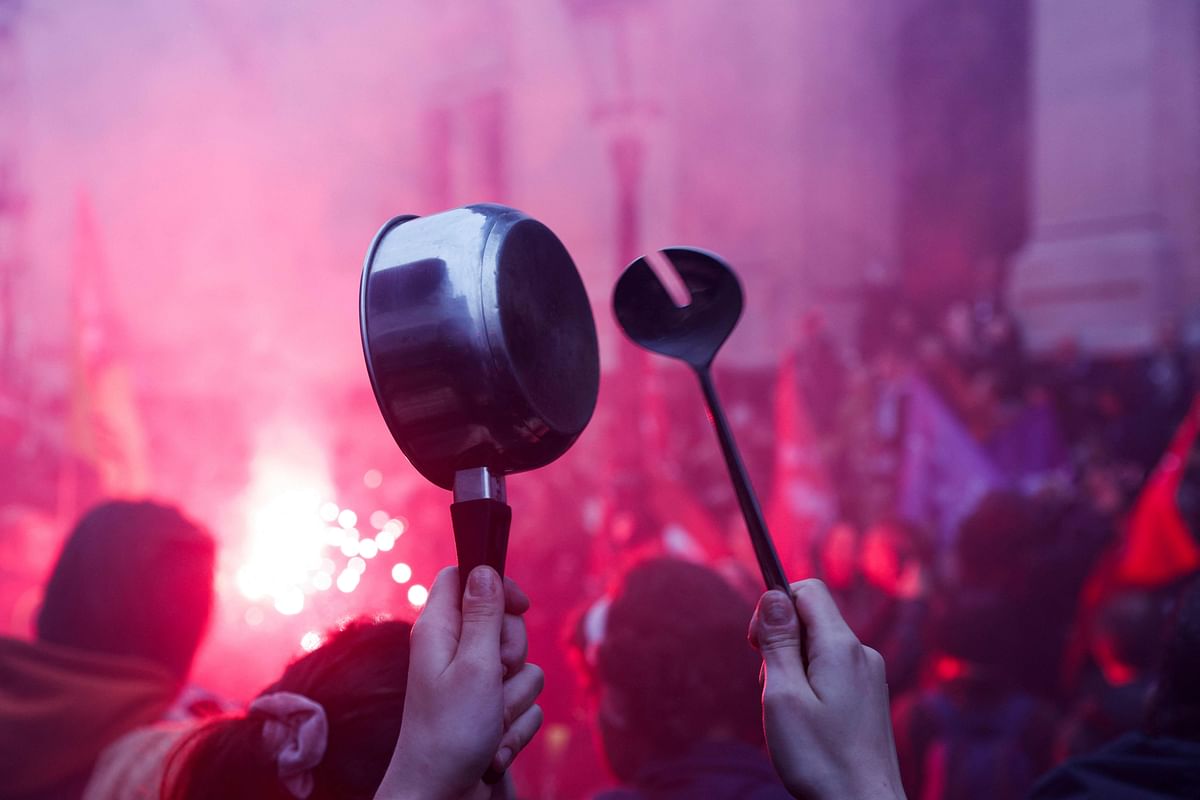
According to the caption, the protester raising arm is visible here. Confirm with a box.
[375,566,544,800]
[750,579,906,800]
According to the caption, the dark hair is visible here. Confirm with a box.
[956,491,1036,589]
[931,588,1022,670]
[1146,577,1200,740]
[166,619,413,800]
[36,500,215,682]
[592,558,763,758]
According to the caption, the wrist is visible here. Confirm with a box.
[373,756,453,800]
[842,776,906,800]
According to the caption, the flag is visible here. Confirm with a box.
[67,193,150,498]
[985,397,1070,492]
[896,375,1002,550]
[1112,395,1200,587]
[765,351,835,577]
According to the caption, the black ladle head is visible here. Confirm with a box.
[612,247,743,370]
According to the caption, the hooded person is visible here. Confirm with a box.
[0,501,215,800]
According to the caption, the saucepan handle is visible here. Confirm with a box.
[449,495,512,786]
[450,498,512,593]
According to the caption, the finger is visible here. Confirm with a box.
[409,566,462,675]
[502,663,544,728]
[486,773,517,800]
[491,704,544,774]
[752,590,813,701]
[789,578,861,666]
[457,566,506,668]
[504,577,530,616]
[500,614,528,678]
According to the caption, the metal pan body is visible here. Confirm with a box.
[361,204,600,489]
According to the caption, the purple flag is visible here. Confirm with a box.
[896,376,1002,549]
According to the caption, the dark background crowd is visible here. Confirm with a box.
[479,280,1200,799]
[3,1,1200,797]
[2,274,1199,800]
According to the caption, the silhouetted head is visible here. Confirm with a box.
[576,558,763,782]
[36,500,215,682]
[167,619,412,800]
[1146,578,1200,740]
[931,588,1023,676]
[956,491,1037,588]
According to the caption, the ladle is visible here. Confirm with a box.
[613,247,789,592]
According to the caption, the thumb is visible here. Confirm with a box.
[457,566,505,668]
[752,590,812,698]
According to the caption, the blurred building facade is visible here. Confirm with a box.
[1,0,1198,521]
[403,0,1199,360]
[1011,0,1200,353]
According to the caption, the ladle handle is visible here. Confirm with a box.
[450,498,512,593]
[696,368,791,593]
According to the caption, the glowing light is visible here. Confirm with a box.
[235,449,334,617]
[312,572,332,591]
[369,510,389,530]
[348,556,367,574]
[376,532,395,552]
[236,566,269,601]
[337,570,360,593]
[320,558,336,574]
[274,587,305,616]
[340,539,360,558]
[337,509,358,529]
[407,583,429,607]
[359,539,379,559]
[300,631,323,652]
[391,563,412,584]
[244,607,265,626]
[363,469,383,489]
[384,518,407,536]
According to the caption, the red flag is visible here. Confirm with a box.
[67,193,150,498]
[1113,395,1200,586]
[765,350,834,577]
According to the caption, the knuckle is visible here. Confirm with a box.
[759,632,802,654]
[862,645,885,671]
[793,577,827,595]
[461,603,501,624]
[835,634,863,662]
[527,663,546,692]
[501,636,528,665]
[522,705,545,743]
[506,705,544,752]
[763,685,804,710]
